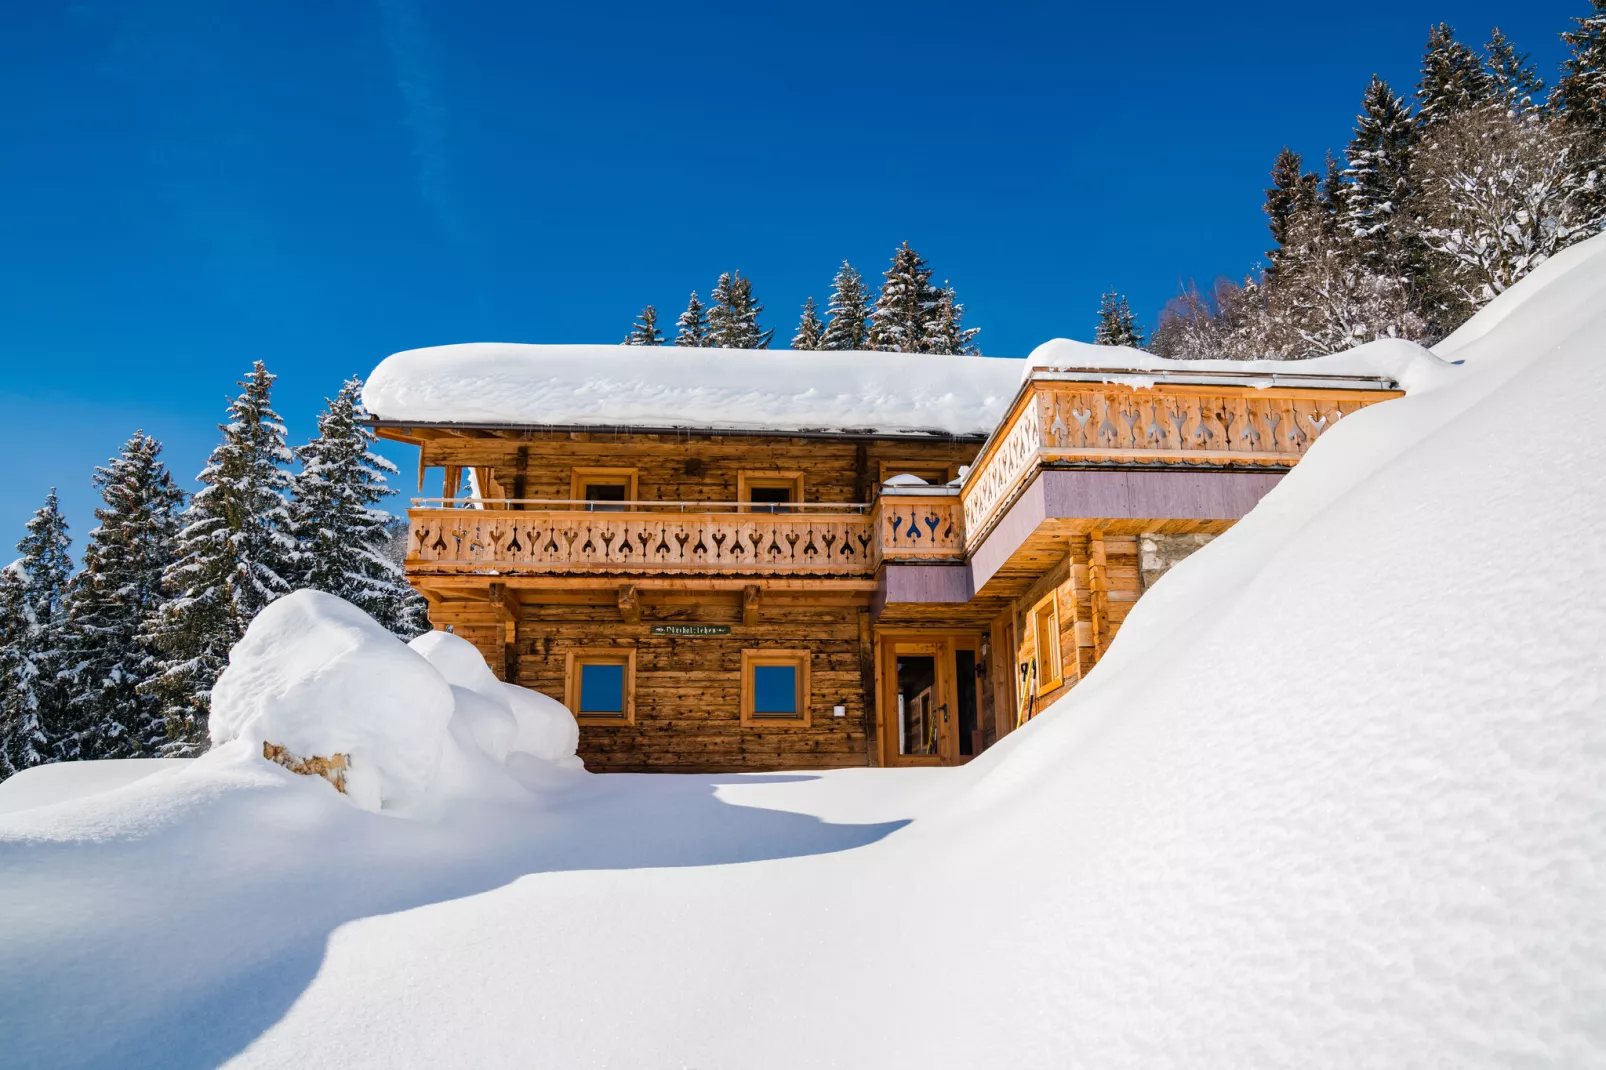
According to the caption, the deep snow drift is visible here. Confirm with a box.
[4,234,1606,1067]
[207,590,580,812]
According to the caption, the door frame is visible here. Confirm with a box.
[875,629,983,767]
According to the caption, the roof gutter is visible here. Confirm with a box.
[364,418,991,443]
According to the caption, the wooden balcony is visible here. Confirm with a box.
[408,495,972,579]
[408,500,886,577]
[873,492,965,562]
[959,370,1403,549]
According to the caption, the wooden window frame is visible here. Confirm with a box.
[569,467,638,509]
[1030,592,1064,696]
[877,460,957,486]
[736,470,805,512]
[564,647,637,725]
[740,648,811,727]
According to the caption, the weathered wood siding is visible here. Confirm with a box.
[1008,531,1144,714]
[417,432,981,505]
[515,602,870,772]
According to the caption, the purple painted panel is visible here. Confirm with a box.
[969,468,1285,592]
[1039,469,1284,521]
[873,564,973,616]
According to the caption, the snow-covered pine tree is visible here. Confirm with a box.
[0,491,72,770]
[1094,292,1145,348]
[674,292,708,347]
[791,296,825,350]
[869,242,942,352]
[732,274,772,349]
[1343,77,1416,251]
[383,516,432,636]
[1318,151,1346,236]
[705,272,771,349]
[0,567,27,778]
[1555,0,1606,135]
[924,285,981,355]
[1485,29,1545,114]
[821,261,872,351]
[60,433,184,760]
[289,378,421,637]
[623,305,664,346]
[1264,147,1319,274]
[142,362,295,752]
[705,273,735,346]
[1416,23,1493,130]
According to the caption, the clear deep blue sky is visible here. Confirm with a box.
[0,0,1578,545]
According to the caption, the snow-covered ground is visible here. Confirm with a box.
[4,234,1605,1067]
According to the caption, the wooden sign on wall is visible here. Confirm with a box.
[650,624,732,637]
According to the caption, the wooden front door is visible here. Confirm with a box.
[879,635,985,767]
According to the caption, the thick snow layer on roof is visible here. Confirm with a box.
[4,233,1606,1067]
[1024,336,1452,391]
[363,343,1025,436]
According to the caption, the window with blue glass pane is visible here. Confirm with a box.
[752,664,797,715]
[579,662,625,714]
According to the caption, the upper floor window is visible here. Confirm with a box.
[879,460,956,487]
[737,471,805,513]
[571,467,637,512]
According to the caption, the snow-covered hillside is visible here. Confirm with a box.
[4,234,1605,1068]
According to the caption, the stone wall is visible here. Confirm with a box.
[1139,532,1218,591]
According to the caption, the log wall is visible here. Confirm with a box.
[416,432,982,506]
[428,591,873,773]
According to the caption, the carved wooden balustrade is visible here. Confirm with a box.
[407,502,879,576]
[872,494,965,562]
[960,374,1403,548]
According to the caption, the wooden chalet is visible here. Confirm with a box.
[369,342,1402,772]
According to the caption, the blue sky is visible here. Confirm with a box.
[0,0,1579,545]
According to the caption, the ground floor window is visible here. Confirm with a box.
[565,648,636,724]
[740,649,811,726]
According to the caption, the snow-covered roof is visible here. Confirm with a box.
[363,338,1441,441]
[1023,338,1446,393]
[363,343,1026,438]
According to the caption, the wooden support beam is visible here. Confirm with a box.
[1088,529,1110,663]
[487,582,522,620]
[617,584,641,624]
[487,583,521,682]
[742,584,761,627]
[857,608,877,766]
[512,446,529,509]
[443,465,461,505]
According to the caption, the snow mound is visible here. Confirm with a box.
[362,343,1024,437]
[210,592,581,812]
[0,758,189,815]
[410,631,518,763]
[210,591,456,810]
[501,683,583,768]
[409,630,582,767]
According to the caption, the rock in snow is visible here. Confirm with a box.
[3,233,1605,1068]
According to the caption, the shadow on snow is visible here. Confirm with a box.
[0,764,910,1069]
